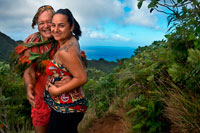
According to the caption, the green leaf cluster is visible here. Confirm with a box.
[0,62,32,132]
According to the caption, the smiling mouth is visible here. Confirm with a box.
[42,29,51,34]
[53,33,61,37]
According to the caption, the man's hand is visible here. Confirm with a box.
[26,84,35,107]
[54,76,72,87]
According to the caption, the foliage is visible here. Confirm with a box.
[87,58,118,73]
[83,68,119,117]
[0,62,32,132]
[83,1,200,131]
[9,39,57,77]
[162,87,200,132]
[137,0,200,35]
[126,1,200,132]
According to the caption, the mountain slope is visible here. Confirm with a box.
[0,32,17,62]
[87,58,118,73]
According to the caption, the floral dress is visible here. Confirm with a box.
[44,60,88,113]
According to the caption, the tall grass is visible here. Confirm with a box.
[161,87,200,132]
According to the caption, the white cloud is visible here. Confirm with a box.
[112,34,131,41]
[89,32,108,40]
[82,28,108,40]
[82,27,131,42]
[0,0,125,40]
[155,25,161,30]
[0,0,165,44]
[124,0,157,28]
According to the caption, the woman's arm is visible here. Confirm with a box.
[48,41,87,97]
[23,49,36,107]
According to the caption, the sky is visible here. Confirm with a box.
[0,0,169,48]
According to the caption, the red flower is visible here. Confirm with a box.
[42,60,50,67]
[19,55,31,65]
[81,51,86,59]
[0,124,4,128]
[119,62,123,65]
[15,45,28,55]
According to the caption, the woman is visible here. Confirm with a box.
[44,9,88,133]
[23,5,56,133]
[22,5,61,133]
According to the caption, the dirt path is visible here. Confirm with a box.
[82,113,129,133]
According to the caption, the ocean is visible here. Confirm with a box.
[80,46,135,62]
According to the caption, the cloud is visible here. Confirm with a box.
[89,32,108,40]
[82,28,108,40]
[0,0,124,29]
[124,0,157,28]
[0,0,125,40]
[0,0,164,44]
[112,34,131,41]
[82,27,131,42]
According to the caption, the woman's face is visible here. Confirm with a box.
[51,14,73,43]
[37,10,53,40]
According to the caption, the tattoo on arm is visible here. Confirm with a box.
[59,43,73,52]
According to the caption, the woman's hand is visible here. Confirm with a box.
[48,83,59,97]
[26,84,35,107]
[54,75,72,87]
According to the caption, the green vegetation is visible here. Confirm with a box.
[82,0,200,132]
[0,0,200,132]
[87,58,118,73]
[0,62,32,133]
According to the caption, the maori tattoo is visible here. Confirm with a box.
[59,43,73,52]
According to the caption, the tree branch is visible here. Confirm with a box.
[154,8,172,15]
[157,1,192,8]
[157,2,176,13]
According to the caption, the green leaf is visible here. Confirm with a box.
[29,52,41,61]
[132,123,143,130]
[177,0,182,3]
[30,52,41,56]
[150,8,154,13]
[148,0,158,8]
[137,0,144,9]
[147,75,154,81]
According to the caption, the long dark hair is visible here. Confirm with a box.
[54,9,82,40]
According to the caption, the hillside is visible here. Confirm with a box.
[87,58,118,73]
[0,32,17,62]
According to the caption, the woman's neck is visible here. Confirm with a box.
[59,36,73,46]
